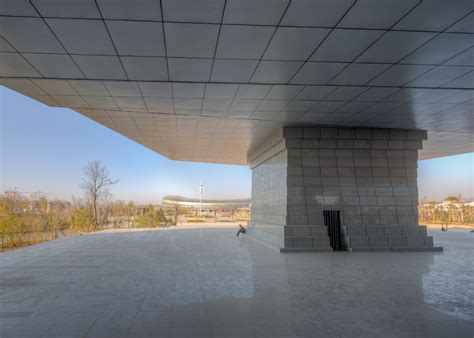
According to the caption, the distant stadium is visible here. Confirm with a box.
[162,195,250,223]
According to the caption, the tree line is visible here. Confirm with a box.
[0,161,168,250]
[419,195,474,224]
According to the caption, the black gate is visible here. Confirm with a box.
[323,210,342,250]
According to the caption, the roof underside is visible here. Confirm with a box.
[1,0,473,164]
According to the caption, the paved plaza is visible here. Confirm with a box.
[0,228,472,337]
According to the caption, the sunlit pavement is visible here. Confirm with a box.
[0,228,472,338]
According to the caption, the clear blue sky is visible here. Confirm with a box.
[1,86,472,203]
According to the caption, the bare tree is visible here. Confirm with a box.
[81,161,118,229]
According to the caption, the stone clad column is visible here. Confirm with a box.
[247,126,442,252]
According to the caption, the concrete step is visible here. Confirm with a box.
[344,235,435,249]
[342,225,428,237]
[284,225,328,236]
[349,246,443,252]
[285,235,331,249]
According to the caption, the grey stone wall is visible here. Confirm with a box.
[249,149,287,248]
[284,126,425,228]
[248,126,441,252]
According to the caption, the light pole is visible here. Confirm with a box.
[199,182,203,216]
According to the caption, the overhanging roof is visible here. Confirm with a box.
[1,0,473,164]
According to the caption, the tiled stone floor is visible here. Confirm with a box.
[0,228,472,337]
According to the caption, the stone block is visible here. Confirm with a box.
[337,139,354,148]
[373,168,390,177]
[286,139,302,148]
[371,158,388,167]
[344,226,366,236]
[369,236,388,247]
[284,226,292,236]
[338,167,355,177]
[359,187,376,195]
[361,206,378,215]
[388,158,405,168]
[303,167,321,176]
[302,139,320,149]
[404,149,419,159]
[372,140,388,149]
[370,150,387,158]
[388,237,406,247]
[406,168,417,177]
[393,187,411,196]
[319,139,337,148]
[302,148,318,157]
[284,237,294,247]
[395,196,413,206]
[355,128,372,139]
[288,167,303,176]
[389,168,406,177]
[424,236,434,246]
[344,215,362,225]
[341,187,359,196]
[391,177,408,185]
[360,195,377,206]
[402,226,421,235]
[380,215,398,225]
[405,140,423,149]
[319,149,336,157]
[342,196,360,206]
[288,195,306,206]
[406,237,425,246]
[310,226,327,236]
[373,128,390,139]
[354,149,370,158]
[287,205,306,216]
[288,157,302,166]
[355,167,372,177]
[303,127,321,138]
[348,236,369,248]
[336,149,354,158]
[399,215,416,225]
[313,236,331,247]
[307,215,324,224]
[354,139,371,149]
[302,157,320,167]
[321,127,338,138]
[344,206,361,215]
[406,129,427,140]
[379,207,397,216]
[419,226,428,236]
[377,196,395,206]
[384,226,403,236]
[337,158,354,167]
[320,157,337,166]
[288,176,304,185]
[304,176,322,186]
[356,176,373,186]
[284,127,303,138]
[389,129,407,140]
[338,128,356,139]
[290,226,310,236]
[388,140,405,149]
[338,177,356,186]
[363,215,381,225]
[293,237,313,248]
[305,186,324,195]
[387,150,404,159]
[288,216,307,225]
[321,167,337,177]
[354,158,371,167]
[366,226,384,236]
